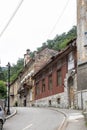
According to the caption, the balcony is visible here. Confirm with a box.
[17,86,24,94]
[26,80,33,88]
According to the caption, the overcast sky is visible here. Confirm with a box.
[0,0,76,67]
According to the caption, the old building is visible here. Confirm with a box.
[10,78,20,106]
[17,58,35,107]
[33,39,77,108]
[77,0,87,109]
[10,47,58,107]
[18,47,58,107]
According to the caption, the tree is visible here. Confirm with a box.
[0,67,5,81]
[10,58,24,82]
[0,80,7,99]
[1,26,77,83]
[37,26,77,51]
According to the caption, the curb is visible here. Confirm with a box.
[6,108,17,120]
[54,109,68,130]
[49,108,68,130]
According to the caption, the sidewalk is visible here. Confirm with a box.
[6,107,17,120]
[56,108,87,130]
[66,117,86,130]
[49,107,87,130]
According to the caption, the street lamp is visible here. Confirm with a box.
[7,62,10,115]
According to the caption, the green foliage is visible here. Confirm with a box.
[30,51,34,58]
[0,58,24,99]
[1,58,24,83]
[0,80,6,99]
[1,26,77,84]
[59,39,71,49]
[10,73,18,82]
[37,26,77,51]
[10,58,24,82]
[0,67,6,81]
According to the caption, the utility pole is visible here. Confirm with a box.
[7,62,10,115]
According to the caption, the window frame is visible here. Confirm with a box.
[48,74,53,90]
[57,69,62,86]
[36,82,40,95]
[42,78,45,92]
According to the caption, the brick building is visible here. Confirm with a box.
[10,47,58,107]
[33,39,77,108]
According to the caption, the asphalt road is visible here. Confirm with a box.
[3,107,64,130]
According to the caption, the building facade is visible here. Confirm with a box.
[10,78,20,106]
[77,0,87,109]
[10,48,58,107]
[33,39,77,108]
[18,58,35,107]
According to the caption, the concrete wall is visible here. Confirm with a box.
[77,63,87,90]
[77,89,87,109]
[77,0,87,110]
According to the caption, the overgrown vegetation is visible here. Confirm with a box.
[0,80,6,99]
[0,26,77,98]
[0,58,24,99]
[37,26,76,51]
[10,58,24,82]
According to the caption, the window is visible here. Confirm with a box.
[68,52,74,62]
[57,69,62,86]
[57,98,61,104]
[49,100,51,106]
[36,82,40,95]
[57,60,62,69]
[68,52,74,70]
[48,75,52,90]
[42,73,45,79]
[42,79,45,92]
[49,66,52,74]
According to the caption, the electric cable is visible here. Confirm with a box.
[48,0,70,38]
[0,0,24,37]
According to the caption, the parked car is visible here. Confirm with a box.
[0,105,6,130]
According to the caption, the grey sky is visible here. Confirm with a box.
[0,0,76,66]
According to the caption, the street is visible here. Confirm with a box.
[3,107,64,130]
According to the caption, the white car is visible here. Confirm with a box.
[0,105,6,130]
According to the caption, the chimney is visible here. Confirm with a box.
[24,49,31,66]
[34,51,38,57]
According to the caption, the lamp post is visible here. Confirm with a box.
[7,62,10,115]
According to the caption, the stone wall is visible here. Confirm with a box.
[77,63,87,90]
[34,90,68,108]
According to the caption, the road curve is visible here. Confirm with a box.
[4,107,65,130]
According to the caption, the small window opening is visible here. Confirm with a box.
[57,98,60,104]
[49,100,51,106]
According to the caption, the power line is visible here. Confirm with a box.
[48,0,70,38]
[0,0,24,37]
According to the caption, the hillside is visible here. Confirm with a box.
[37,26,76,51]
[1,26,77,83]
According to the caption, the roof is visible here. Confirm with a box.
[33,38,77,78]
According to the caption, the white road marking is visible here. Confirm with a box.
[22,124,33,130]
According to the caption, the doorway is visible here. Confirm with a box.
[68,76,74,108]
